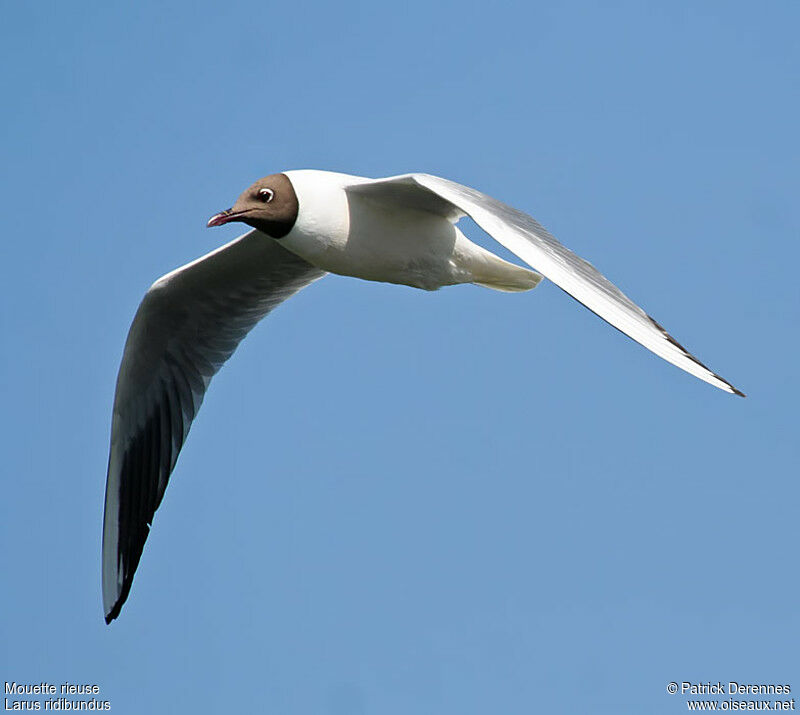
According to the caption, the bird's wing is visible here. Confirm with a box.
[347,174,742,396]
[102,230,325,623]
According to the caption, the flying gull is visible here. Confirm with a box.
[102,169,743,622]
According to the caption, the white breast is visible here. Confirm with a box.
[281,170,466,290]
[280,170,358,261]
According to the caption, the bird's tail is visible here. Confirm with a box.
[469,251,543,293]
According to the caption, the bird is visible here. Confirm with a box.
[102,169,743,623]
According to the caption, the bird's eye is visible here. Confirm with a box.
[258,188,274,202]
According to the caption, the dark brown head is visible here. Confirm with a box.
[207,173,298,238]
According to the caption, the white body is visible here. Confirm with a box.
[282,170,539,291]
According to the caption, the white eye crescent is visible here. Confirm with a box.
[258,188,274,202]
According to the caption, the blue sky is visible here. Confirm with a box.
[1,1,797,713]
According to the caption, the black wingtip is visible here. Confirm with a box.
[104,597,124,625]
[713,371,745,398]
[103,572,134,625]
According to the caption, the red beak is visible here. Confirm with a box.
[207,209,247,227]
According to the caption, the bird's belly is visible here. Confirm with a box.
[282,203,470,291]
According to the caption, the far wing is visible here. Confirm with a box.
[102,230,325,623]
[347,174,742,396]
